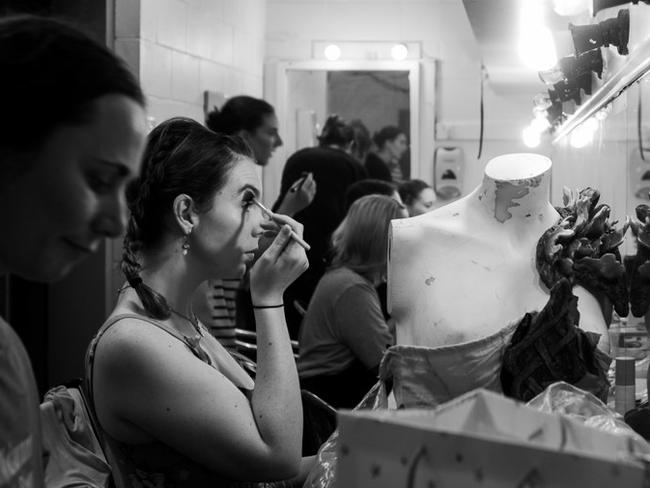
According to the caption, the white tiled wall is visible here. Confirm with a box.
[265,0,529,195]
[115,0,267,124]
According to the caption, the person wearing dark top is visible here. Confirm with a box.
[364,126,408,183]
[345,178,398,211]
[0,16,146,487]
[274,115,367,338]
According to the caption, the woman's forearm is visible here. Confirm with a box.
[250,307,302,466]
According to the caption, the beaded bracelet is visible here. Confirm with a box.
[252,303,284,309]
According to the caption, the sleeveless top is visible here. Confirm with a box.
[85,313,290,488]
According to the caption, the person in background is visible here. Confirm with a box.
[348,118,372,163]
[344,179,404,320]
[88,118,311,487]
[345,178,400,211]
[398,179,437,216]
[364,126,408,183]
[274,115,368,338]
[199,96,316,347]
[0,15,146,487]
[298,195,408,409]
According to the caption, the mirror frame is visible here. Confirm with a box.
[263,59,436,205]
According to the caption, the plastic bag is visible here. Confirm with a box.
[526,381,649,456]
[303,380,389,488]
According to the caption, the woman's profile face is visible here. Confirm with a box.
[408,187,437,216]
[246,113,283,166]
[190,157,265,279]
[0,94,146,282]
[386,133,408,161]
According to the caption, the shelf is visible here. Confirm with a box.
[552,36,650,143]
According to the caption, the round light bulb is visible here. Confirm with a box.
[595,105,611,121]
[569,125,593,148]
[531,115,551,133]
[391,43,408,61]
[324,44,341,61]
[522,125,541,148]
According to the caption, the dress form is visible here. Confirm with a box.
[388,153,609,352]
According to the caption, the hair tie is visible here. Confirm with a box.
[127,276,143,288]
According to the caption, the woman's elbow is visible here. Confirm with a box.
[264,452,302,481]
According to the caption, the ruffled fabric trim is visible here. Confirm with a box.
[536,187,628,323]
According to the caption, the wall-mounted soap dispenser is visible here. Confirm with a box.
[434,146,464,200]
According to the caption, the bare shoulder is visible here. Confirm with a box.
[94,314,187,371]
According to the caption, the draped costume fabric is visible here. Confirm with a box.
[379,321,518,409]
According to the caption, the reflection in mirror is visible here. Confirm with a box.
[286,69,411,179]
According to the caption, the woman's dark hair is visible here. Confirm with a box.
[345,179,396,210]
[398,179,431,206]
[349,119,371,162]
[122,117,254,319]
[373,126,405,149]
[0,15,145,173]
[317,114,355,148]
[205,95,275,134]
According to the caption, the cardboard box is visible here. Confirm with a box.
[336,389,649,487]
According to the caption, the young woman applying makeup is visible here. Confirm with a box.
[87,118,310,487]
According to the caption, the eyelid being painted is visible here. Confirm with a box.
[242,190,257,208]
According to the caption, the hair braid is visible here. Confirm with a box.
[120,126,187,320]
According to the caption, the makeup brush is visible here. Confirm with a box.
[251,198,311,251]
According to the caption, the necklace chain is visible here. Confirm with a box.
[170,308,203,337]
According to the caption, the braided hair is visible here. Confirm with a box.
[122,117,254,319]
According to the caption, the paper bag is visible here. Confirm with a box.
[335,389,649,487]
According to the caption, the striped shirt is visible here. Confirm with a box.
[205,278,241,348]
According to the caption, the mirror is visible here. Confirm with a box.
[263,59,436,205]
[287,70,411,178]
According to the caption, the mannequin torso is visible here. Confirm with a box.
[388,153,609,352]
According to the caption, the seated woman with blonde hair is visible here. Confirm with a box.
[86,117,310,487]
[297,195,408,408]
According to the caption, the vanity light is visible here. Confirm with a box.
[595,104,612,120]
[569,117,599,147]
[324,44,341,61]
[569,125,592,147]
[522,125,542,148]
[391,43,409,61]
[570,9,630,55]
[531,113,551,132]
